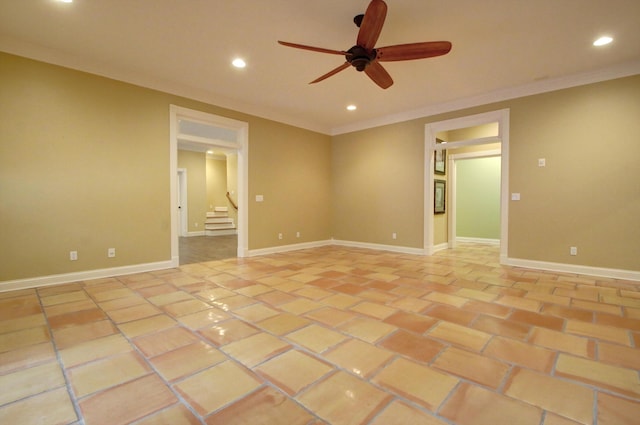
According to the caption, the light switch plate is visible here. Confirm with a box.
[511,193,521,201]
[256,195,264,202]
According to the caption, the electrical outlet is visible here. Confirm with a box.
[296,232,300,238]
[392,232,397,240]
[108,248,116,258]
[70,251,78,261]
[570,246,578,256]
[278,233,283,240]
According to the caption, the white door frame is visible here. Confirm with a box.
[177,168,188,237]
[169,105,249,266]
[424,109,510,263]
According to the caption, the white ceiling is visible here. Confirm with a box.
[1,0,639,135]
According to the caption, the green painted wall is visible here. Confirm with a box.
[456,157,501,240]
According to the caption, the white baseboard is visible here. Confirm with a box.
[503,256,640,282]
[205,230,237,236]
[456,237,500,245]
[332,239,426,256]
[246,240,333,257]
[183,231,206,237]
[0,259,178,293]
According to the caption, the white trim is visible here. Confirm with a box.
[170,105,249,262]
[332,240,426,256]
[456,237,501,245]
[184,231,206,237]
[424,109,509,261]
[205,230,238,237]
[504,257,640,283]
[432,242,450,253]
[246,240,334,257]
[0,260,176,293]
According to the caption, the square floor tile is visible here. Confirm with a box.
[150,340,226,382]
[52,320,117,349]
[427,321,492,351]
[0,387,77,425]
[597,392,640,425]
[439,382,542,425]
[372,358,457,411]
[222,332,291,367]
[59,334,133,368]
[175,360,262,416]
[134,404,201,425]
[256,350,333,395]
[206,385,316,425]
[504,367,593,424]
[256,313,310,335]
[369,400,448,425]
[134,327,199,358]
[80,374,177,425]
[379,330,444,363]
[286,325,349,353]
[555,354,640,399]
[0,342,56,374]
[199,319,260,346]
[68,351,151,397]
[117,314,177,338]
[338,317,396,343]
[0,361,66,406]
[432,347,510,389]
[324,339,393,378]
[297,371,391,425]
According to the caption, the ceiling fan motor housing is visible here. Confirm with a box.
[347,46,376,71]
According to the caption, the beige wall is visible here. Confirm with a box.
[332,122,425,247]
[1,50,639,283]
[0,52,332,282]
[249,121,332,249]
[333,75,640,271]
[178,150,207,232]
[206,157,228,210]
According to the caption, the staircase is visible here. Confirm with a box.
[205,207,236,236]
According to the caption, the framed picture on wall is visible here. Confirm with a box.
[435,140,446,175]
[434,179,446,214]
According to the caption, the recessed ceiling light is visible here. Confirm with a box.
[346,105,357,111]
[593,36,613,46]
[232,58,246,68]
[58,0,73,3]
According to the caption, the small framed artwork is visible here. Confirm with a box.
[435,143,446,175]
[434,179,446,214]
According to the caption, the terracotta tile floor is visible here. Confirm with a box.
[1,243,639,425]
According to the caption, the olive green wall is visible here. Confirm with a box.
[178,150,207,232]
[0,52,332,282]
[333,74,640,272]
[456,157,501,239]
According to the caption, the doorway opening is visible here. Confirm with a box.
[169,105,248,267]
[424,109,509,263]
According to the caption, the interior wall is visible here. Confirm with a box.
[178,150,207,233]
[206,157,228,210]
[0,52,332,283]
[456,157,501,240]
[333,74,640,272]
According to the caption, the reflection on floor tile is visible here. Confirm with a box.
[1,243,639,424]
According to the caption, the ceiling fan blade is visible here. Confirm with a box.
[357,0,387,50]
[310,62,351,84]
[278,40,347,56]
[376,41,452,61]
[365,61,393,89]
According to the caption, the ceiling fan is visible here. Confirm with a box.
[278,0,452,89]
